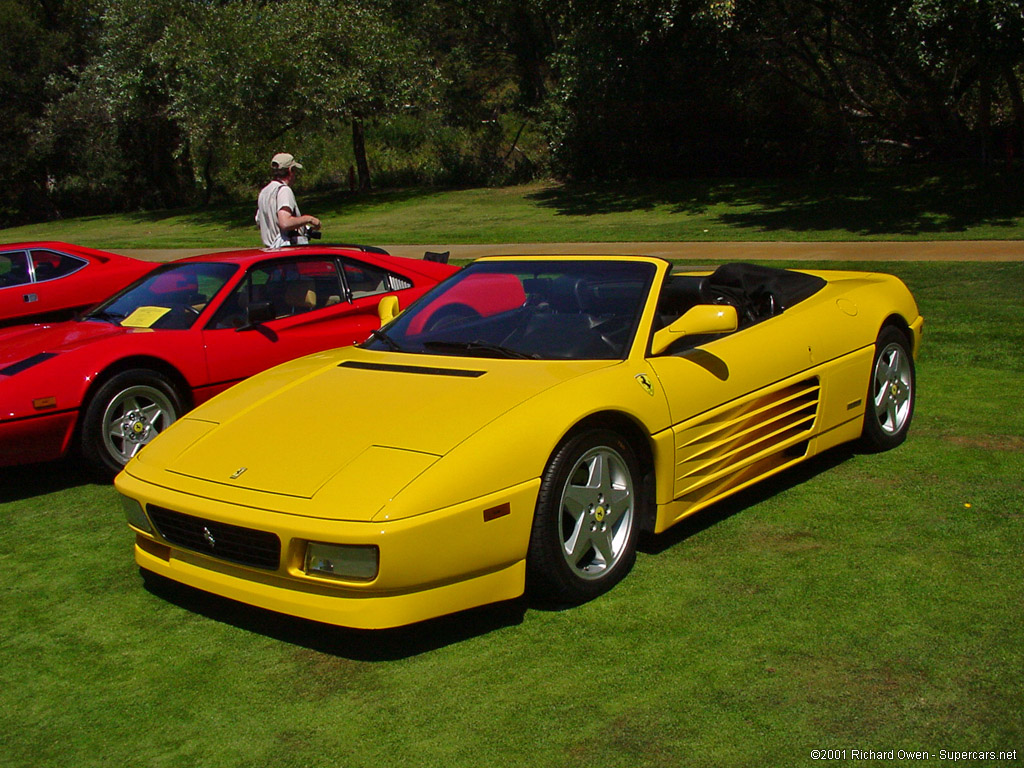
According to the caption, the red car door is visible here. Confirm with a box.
[0,249,35,319]
[25,249,91,315]
[199,255,383,399]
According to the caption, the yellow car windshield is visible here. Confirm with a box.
[366,260,656,360]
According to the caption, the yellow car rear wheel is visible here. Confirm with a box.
[861,325,915,452]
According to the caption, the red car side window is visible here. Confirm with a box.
[342,260,392,299]
[30,250,87,282]
[209,257,345,329]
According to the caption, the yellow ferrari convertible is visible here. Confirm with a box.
[116,256,922,629]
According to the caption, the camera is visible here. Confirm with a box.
[289,225,322,245]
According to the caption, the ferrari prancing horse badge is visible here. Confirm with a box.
[635,373,655,396]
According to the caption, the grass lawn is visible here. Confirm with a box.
[2,165,1023,248]
[0,260,1021,767]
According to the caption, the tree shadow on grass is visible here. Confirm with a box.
[527,178,720,217]
[529,165,1024,237]
[0,457,101,502]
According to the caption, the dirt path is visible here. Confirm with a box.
[116,240,1024,263]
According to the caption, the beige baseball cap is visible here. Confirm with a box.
[271,153,303,170]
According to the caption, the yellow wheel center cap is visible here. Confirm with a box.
[594,506,606,523]
[132,422,145,435]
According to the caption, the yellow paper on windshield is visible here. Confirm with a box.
[121,306,171,328]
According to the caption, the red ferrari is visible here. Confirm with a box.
[0,245,457,475]
[0,241,155,327]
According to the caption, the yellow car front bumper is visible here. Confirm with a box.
[118,472,539,630]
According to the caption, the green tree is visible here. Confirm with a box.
[382,0,557,184]
[157,0,434,194]
[541,0,772,178]
[33,0,435,210]
[33,0,194,210]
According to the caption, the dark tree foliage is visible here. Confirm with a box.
[0,0,103,221]
[738,0,1024,164]
[544,0,834,178]
[546,0,1024,177]
[0,0,1021,221]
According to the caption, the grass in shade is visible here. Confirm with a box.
[1,260,1021,767]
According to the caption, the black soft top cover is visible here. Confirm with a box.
[701,262,826,313]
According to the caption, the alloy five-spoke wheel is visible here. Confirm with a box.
[862,326,915,451]
[558,445,635,580]
[873,344,912,435]
[100,384,177,465]
[81,369,184,477]
[527,428,642,604]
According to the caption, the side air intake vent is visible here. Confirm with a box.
[672,378,820,503]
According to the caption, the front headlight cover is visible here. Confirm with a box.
[304,542,379,582]
[120,494,153,533]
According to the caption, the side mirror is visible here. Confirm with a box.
[650,304,738,356]
[237,300,275,331]
[377,295,401,325]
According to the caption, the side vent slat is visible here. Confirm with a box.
[676,411,817,491]
[672,378,821,501]
[677,381,820,449]
[680,399,819,466]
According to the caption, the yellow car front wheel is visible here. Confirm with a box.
[527,428,641,605]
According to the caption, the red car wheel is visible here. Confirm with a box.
[81,369,184,476]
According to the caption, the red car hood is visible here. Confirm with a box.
[0,320,130,367]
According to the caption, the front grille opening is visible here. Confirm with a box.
[147,505,281,571]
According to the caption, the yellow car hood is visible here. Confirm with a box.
[136,348,612,512]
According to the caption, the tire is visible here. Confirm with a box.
[861,325,915,452]
[526,428,642,604]
[81,369,184,476]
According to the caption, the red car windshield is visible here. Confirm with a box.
[364,260,656,360]
[87,262,238,330]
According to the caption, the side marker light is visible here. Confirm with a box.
[483,503,511,522]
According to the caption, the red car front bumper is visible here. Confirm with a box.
[0,410,77,466]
